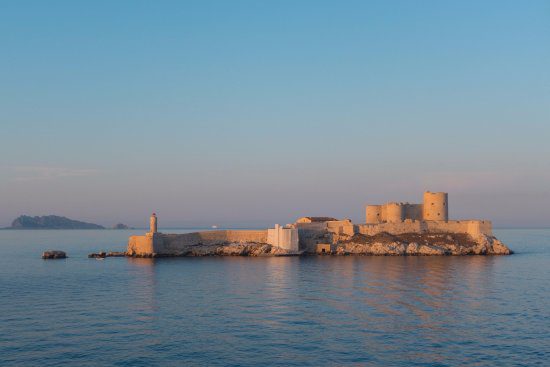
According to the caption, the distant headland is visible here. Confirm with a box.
[7,215,131,230]
[126,191,512,257]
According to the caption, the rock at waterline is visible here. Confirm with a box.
[42,250,67,259]
[88,251,126,258]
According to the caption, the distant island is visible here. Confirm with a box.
[7,215,133,230]
[112,223,132,229]
[9,215,105,229]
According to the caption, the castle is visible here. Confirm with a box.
[366,191,448,223]
[127,191,492,256]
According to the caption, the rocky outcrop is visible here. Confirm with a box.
[332,233,511,256]
[42,250,67,259]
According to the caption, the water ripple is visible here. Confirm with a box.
[0,229,549,366]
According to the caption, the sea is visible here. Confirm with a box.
[0,228,548,366]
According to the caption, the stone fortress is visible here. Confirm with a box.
[366,191,448,223]
[127,191,508,257]
[359,191,491,239]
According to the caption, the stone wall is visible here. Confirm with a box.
[366,205,382,224]
[326,220,355,236]
[296,222,330,252]
[424,220,492,238]
[366,203,423,223]
[158,230,267,254]
[385,202,404,222]
[128,230,268,256]
[128,233,156,256]
[294,220,354,252]
[403,204,423,221]
[357,220,424,235]
[423,192,448,221]
[356,220,492,238]
[267,225,299,252]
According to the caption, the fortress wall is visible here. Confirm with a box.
[296,221,354,251]
[423,192,448,221]
[469,220,492,237]
[284,229,300,251]
[366,205,382,224]
[220,230,268,243]
[425,220,468,234]
[326,220,355,235]
[367,203,425,223]
[385,202,404,223]
[425,220,492,237]
[128,235,154,256]
[356,220,491,238]
[268,226,299,252]
[296,222,329,252]
[404,204,423,221]
[148,230,268,255]
[357,221,423,236]
[380,205,387,222]
[367,203,424,223]
[296,222,327,231]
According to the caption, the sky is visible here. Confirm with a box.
[1,0,549,228]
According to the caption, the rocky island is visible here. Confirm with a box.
[42,250,67,259]
[9,215,105,229]
[126,192,512,257]
[8,215,133,230]
[112,223,132,229]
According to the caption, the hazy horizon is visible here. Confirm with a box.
[1,1,549,228]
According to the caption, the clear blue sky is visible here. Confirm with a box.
[1,0,549,228]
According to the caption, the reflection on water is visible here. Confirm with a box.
[0,229,549,366]
[128,257,157,268]
[127,257,158,324]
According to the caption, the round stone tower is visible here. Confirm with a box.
[149,213,158,233]
[385,202,404,223]
[366,205,382,224]
[422,192,448,221]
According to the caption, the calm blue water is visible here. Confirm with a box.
[0,229,549,366]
